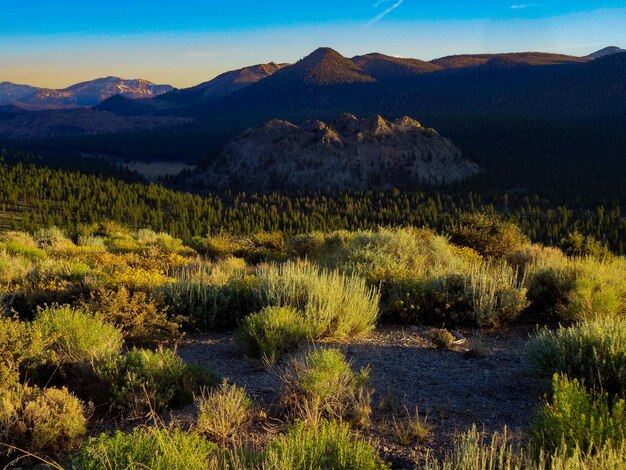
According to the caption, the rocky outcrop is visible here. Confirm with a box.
[199,114,479,192]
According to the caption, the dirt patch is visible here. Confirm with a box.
[177,324,547,468]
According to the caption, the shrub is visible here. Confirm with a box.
[280,348,371,426]
[0,384,87,456]
[560,231,610,259]
[422,425,523,470]
[383,406,431,445]
[31,304,123,367]
[531,374,626,454]
[429,328,456,350]
[0,231,47,260]
[196,380,253,443]
[237,306,313,361]
[82,287,181,347]
[264,420,389,470]
[100,348,216,414]
[258,262,380,339]
[78,426,216,470]
[0,316,47,387]
[450,214,529,259]
[386,263,528,327]
[161,263,260,329]
[527,316,626,397]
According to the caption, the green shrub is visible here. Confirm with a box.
[280,348,371,425]
[450,214,529,259]
[257,262,380,339]
[161,263,260,329]
[82,287,181,347]
[32,304,123,367]
[527,317,626,397]
[100,348,216,414]
[264,420,389,470]
[237,306,313,361]
[531,374,626,454]
[561,231,610,259]
[0,231,47,260]
[78,426,216,470]
[196,380,253,443]
[0,316,47,387]
[0,384,87,456]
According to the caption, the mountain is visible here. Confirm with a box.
[0,82,39,104]
[587,46,626,59]
[351,53,442,78]
[0,77,174,109]
[196,114,478,192]
[274,47,375,86]
[160,62,288,104]
[431,52,589,69]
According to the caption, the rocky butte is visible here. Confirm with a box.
[200,113,479,192]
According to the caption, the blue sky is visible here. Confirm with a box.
[1,1,625,87]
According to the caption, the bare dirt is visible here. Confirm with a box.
[177,323,547,469]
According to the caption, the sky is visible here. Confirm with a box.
[1,1,625,88]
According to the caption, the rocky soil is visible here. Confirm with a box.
[177,323,546,468]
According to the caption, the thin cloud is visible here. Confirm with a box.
[367,0,405,26]
[510,4,527,9]
[183,52,218,58]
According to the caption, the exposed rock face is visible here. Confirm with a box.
[201,114,479,192]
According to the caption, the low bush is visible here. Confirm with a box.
[196,380,253,443]
[99,348,216,415]
[280,348,371,426]
[82,287,181,347]
[78,426,216,470]
[0,315,47,387]
[531,374,626,454]
[429,328,456,350]
[258,262,380,339]
[0,384,87,456]
[383,407,431,445]
[32,304,123,367]
[527,316,626,397]
[264,420,389,470]
[450,214,529,259]
[237,306,313,361]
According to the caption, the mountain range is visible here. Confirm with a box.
[0,77,173,109]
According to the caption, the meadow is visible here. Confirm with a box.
[1,217,625,469]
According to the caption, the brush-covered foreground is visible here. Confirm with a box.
[1,218,625,468]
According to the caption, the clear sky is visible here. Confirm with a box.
[1,1,625,88]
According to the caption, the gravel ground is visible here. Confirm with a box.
[177,323,547,468]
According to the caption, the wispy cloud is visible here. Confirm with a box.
[367,0,405,26]
[510,4,527,9]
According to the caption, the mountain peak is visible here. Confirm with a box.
[289,48,375,85]
[587,46,626,59]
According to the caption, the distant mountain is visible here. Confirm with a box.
[196,113,478,192]
[352,53,442,78]
[0,82,39,104]
[431,52,589,69]
[0,77,174,109]
[160,62,288,104]
[587,46,626,59]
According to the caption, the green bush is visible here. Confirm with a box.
[196,380,253,443]
[264,420,389,470]
[527,317,626,397]
[237,306,313,361]
[450,214,529,259]
[258,262,380,339]
[0,316,47,387]
[0,384,87,456]
[78,426,216,470]
[82,287,181,347]
[531,374,626,454]
[99,348,216,414]
[280,348,371,425]
[560,231,610,259]
[32,304,123,367]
